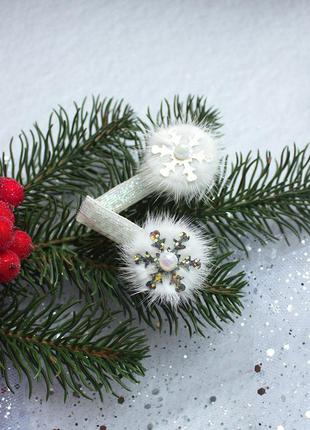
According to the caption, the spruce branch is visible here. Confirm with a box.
[0,96,139,297]
[1,95,308,402]
[14,191,246,331]
[10,197,119,301]
[139,94,222,132]
[202,145,310,252]
[0,296,148,400]
[118,254,246,336]
[132,98,310,254]
[0,95,246,402]
[0,97,140,201]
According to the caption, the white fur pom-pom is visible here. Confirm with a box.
[141,124,219,201]
[121,214,212,307]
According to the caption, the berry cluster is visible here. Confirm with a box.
[0,177,33,284]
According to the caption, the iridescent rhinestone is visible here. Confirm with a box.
[134,254,142,264]
[174,239,186,250]
[154,272,163,283]
[170,273,183,286]
[179,232,190,241]
[175,283,186,292]
[152,237,166,250]
[192,258,201,269]
[143,252,155,267]
[150,230,160,241]
[146,281,157,289]
[180,257,191,269]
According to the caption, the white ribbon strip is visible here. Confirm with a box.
[96,174,153,213]
[76,196,144,244]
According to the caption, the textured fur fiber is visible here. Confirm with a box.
[140,123,219,202]
[121,214,212,307]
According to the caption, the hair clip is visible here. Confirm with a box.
[77,123,217,306]
[77,198,211,306]
[95,123,219,213]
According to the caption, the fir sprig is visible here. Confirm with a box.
[203,145,310,252]
[130,98,310,254]
[125,254,246,336]
[0,296,148,400]
[0,97,140,201]
[140,95,222,132]
[1,95,309,401]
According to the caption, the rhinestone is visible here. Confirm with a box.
[134,255,141,264]
[154,273,163,282]
[170,273,183,286]
[150,230,160,241]
[146,281,157,289]
[192,259,201,269]
[179,232,190,241]
[176,284,186,292]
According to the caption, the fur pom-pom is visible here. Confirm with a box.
[141,124,219,201]
[121,214,212,306]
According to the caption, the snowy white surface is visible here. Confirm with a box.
[0,1,310,429]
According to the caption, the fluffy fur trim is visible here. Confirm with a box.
[140,123,219,201]
[121,214,212,307]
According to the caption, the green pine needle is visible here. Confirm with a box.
[0,95,309,400]
[203,145,310,252]
[0,97,140,199]
[122,254,246,336]
[0,296,148,401]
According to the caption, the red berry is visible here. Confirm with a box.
[9,229,33,260]
[0,250,21,283]
[0,200,15,223]
[0,177,24,207]
[0,216,14,250]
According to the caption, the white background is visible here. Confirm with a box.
[1,0,310,156]
[0,1,310,429]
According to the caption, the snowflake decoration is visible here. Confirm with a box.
[134,230,201,293]
[151,128,213,182]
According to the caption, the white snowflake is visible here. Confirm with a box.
[151,128,213,182]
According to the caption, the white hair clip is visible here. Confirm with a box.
[76,123,217,306]
[96,123,219,213]
[77,198,212,306]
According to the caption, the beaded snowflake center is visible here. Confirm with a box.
[134,230,202,293]
[174,139,191,160]
[159,251,178,271]
[151,128,213,182]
